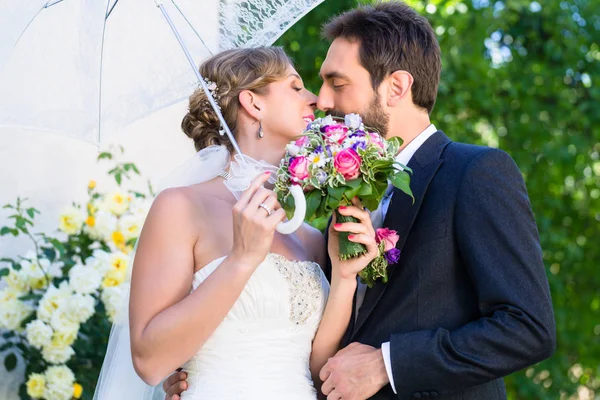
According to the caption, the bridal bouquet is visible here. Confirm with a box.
[275,114,413,286]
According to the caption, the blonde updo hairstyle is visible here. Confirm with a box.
[182,47,292,153]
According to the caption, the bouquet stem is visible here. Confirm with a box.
[335,209,367,260]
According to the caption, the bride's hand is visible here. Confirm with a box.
[328,197,379,281]
[230,172,286,268]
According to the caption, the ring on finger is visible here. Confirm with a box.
[258,202,274,216]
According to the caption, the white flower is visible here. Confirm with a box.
[102,190,131,216]
[308,152,329,168]
[37,284,71,323]
[119,214,143,241]
[44,365,75,400]
[0,298,33,330]
[321,115,335,126]
[86,250,112,276]
[26,320,53,349]
[4,269,30,294]
[84,210,117,241]
[102,284,128,323]
[26,373,46,399]
[58,206,85,235]
[42,338,75,364]
[286,143,300,157]
[0,287,20,302]
[45,365,75,385]
[21,257,50,290]
[68,263,102,295]
[45,382,74,400]
[66,293,95,324]
[344,113,362,129]
[50,307,80,334]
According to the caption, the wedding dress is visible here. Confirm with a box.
[179,253,330,399]
[94,146,329,399]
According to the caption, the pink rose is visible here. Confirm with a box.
[322,124,349,134]
[334,148,361,180]
[322,124,348,144]
[375,228,400,252]
[289,156,309,181]
[295,136,309,147]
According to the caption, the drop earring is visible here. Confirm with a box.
[258,120,264,138]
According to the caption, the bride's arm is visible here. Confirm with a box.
[308,204,378,385]
[129,173,284,386]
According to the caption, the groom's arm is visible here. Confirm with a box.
[388,148,555,397]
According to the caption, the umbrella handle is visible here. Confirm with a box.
[276,185,306,235]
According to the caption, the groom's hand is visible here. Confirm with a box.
[163,371,188,400]
[320,343,388,400]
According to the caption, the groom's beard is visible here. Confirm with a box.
[329,93,390,138]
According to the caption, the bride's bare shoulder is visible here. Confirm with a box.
[149,180,220,220]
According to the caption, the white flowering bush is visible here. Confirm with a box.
[0,149,153,400]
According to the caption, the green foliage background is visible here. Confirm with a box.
[277,0,600,398]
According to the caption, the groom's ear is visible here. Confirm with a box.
[238,90,262,120]
[386,70,414,107]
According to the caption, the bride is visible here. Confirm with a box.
[94,46,378,399]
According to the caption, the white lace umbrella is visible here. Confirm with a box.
[0,0,324,149]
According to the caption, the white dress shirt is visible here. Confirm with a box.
[355,124,438,394]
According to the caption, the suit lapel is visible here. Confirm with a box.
[350,131,451,340]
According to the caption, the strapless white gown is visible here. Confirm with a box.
[180,253,330,399]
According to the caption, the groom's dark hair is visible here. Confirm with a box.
[323,1,441,114]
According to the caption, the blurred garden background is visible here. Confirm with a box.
[0,0,598,399]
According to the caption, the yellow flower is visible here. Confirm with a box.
[58,206,85,235]
[85,216,96,227]
[73,382,83,399]
[26,373,46,398]
[88,180,97,190]
[102,269,125,288]
[52,328,77,347]
[112,231,126,250]
[29,276,49,291]
[110,253,129,273]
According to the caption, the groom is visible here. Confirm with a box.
[165,1,555,399]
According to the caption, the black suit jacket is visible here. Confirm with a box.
[325,131,555,399]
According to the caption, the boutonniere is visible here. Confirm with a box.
[359,228,401,288]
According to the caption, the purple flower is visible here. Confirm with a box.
[384,248,401,264]
[351,140,367,151]
[314,145,324,154]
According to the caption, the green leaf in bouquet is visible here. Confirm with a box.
[4,353,17,372]
[327,195,341,210]
[115,173,122,185]
[390,171,413,201]
[2,204,14,209]
[0,268,9,277]
[305,190,322,221]
[0,227,11,236]
[358,182,373,197]
[345,178,362,189]
[327,185,346,201]
[283,193,296,221]
[362,197,380,212]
